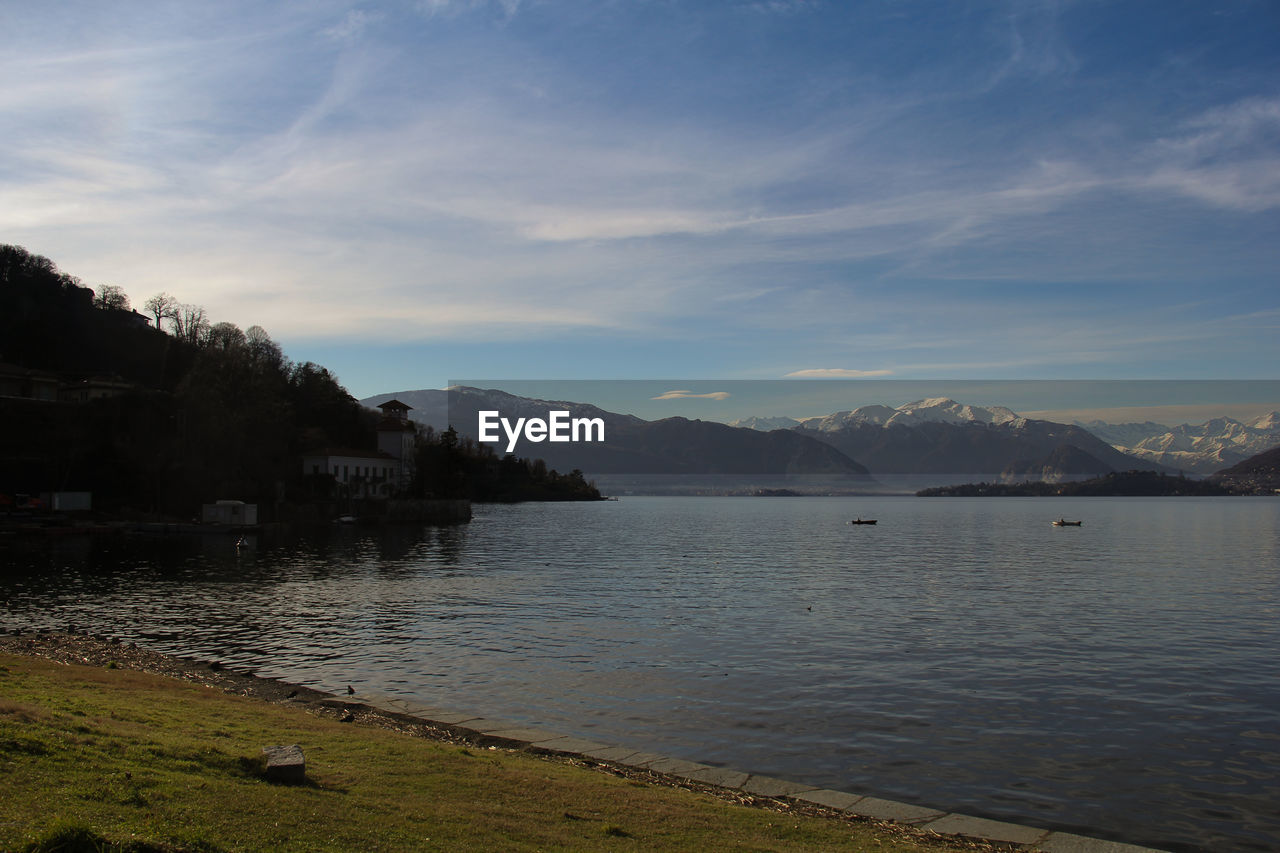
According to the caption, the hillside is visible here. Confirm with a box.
[1,245,599,515]
[1210,445,1280,494]
[919,470,1244,497]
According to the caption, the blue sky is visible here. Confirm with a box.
[4,0,1279,409]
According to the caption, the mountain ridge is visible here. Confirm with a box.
[361,388,1174,488]
[727,397,1280,476]
[363,387,873,487]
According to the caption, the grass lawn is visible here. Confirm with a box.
[0,652,990,852]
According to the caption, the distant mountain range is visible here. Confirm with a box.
[729,397,1280,477]
[1075,413,1280,475]
[793,413,1159,482]
[363,387,872,491]
[357,389,1280,493]
[727,398,1021,433]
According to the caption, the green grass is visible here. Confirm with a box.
[0,654,969,852]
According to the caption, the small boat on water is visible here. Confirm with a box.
[1052,519,1082,526]
[849,518,878,525]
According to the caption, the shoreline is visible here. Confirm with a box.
[2,631,1165,853]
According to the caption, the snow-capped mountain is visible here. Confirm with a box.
[742,398,1023,432]
[1084,413,1280,475]
[878,397,1022,427]
[732,397,1169,481]
[1076,420,1171,448]
[1250,411,1280,432]
[727,415,802,431]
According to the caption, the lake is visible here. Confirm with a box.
[2,495,1278,852]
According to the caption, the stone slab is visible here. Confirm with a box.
[481,727,564,744]
[616,751,670,769]
[1038,832,1172,853]
[740,775,818,798]
[368,696,455,719]
[261,743,305,783]
[369,696,409,712]
[643,756,713,776]
[456,717,527,734]
[580,745,642,763]
[846,797,947,824]
[921,813,1047,845]
[413,710,484,725]
[794,789,865,811]
[396,700,453,716]
[681,766,751,789]
[527,736,613,754]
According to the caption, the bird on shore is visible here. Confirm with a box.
[346,685,355,695]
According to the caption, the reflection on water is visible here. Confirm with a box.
[2,496,1278,853]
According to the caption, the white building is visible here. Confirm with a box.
[300,448,401,498]
[300,400,419,498]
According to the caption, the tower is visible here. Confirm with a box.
[375,399,417,490]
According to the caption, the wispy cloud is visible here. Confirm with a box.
[1137,96,1280,211]
[2,1,1276,392]
[653,390,732,401]
[784,369,893,379]
[983,0,1079,89]
[415,0,523,20]
[323,10,382,41]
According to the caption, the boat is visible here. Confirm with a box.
[1052,519,1082,526]
[849,518,878,525]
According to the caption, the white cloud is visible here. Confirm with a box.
[652,390,732,401]
[1137,96,1280,211]
[784,369,893,378]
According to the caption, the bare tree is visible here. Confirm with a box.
[171,303,209,345]
[144,292,177,328]
[94,284,130,311]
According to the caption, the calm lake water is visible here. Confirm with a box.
[3,496,1278,852]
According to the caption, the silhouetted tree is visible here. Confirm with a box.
[144,292,177,327]
[245,324,286,372]
[94,284,130,311]
[206,321,246,353]
[170,303,209,345]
